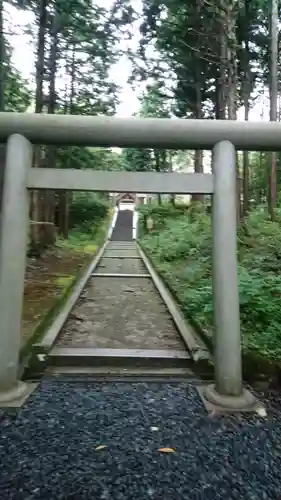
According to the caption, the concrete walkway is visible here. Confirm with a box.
[111,210,133,241]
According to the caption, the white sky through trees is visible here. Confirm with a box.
[6,1,269,120]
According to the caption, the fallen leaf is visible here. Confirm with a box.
[256,407,267,418]
[95,445,107,451]
[37,354,46,362]
[157,447,176,453]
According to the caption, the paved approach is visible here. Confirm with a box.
[111,209,133,241]
[43,206,193,372]
[0,379,281,500]
[53,241,186,353]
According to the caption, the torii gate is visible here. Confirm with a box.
[0,112,278,410]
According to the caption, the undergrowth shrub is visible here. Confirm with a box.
[140,202,281,361]
[137,202,189,235]
[69,193,109,234]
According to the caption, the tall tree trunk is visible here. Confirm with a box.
[225,0,241,221]
[58,43,76,238]
[154,150,161,204]
[30,0,47,252]
[215,79,226,119]
[168,151,175,206]
[216,1,227,120]
[241,5,251,217]
[269,0,278,220]
[35,0,47,115]
[44,6,59,243]
[58,192,69,239]
[69,44,75,112]
[0,0,5,112]
[192,0,204,203]
[58,85,70,238]
[257,151,264,205]
[243,102,250,216]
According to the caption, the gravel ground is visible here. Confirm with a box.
[55,277,186,350]
[0,379,281,500]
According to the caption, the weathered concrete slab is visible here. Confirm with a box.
[54,277,187,351]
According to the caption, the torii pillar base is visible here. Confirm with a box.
[0,381,38,411]
[197,384,265,415]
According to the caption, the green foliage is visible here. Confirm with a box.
[55,275,75,288]
[49,0,121,115]
[121,84,173,173]
[127,0,270,122]
[138,202,189,233]
[139,82,171,118]
[140,203,281,361]
[10,0,123,118]
[0,31,31,112]
[58,230,99,254]
[5,67,31,111]
[123,147,154,171]
[56,146,125,171]
[69,193,109,232]
[58,200,111,254]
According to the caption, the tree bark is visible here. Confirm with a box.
[58,191,69,239]
[30,0,47,252]
[242,105,250,216]
[44,6,60,236]
[242,11,251,217]
[224,0,241,221]
[168,151,176,205]
[268,0,278,220]
[192,0,204,203]
[216,1,227,120]
[35,0,47,115]
[0,0,5,112]
[58,43,76,238]
[154,150,162,204]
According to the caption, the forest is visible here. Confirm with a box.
[0,0,280,369]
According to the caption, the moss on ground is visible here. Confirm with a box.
[22,212,111,351]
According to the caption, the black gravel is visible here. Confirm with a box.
[111,210,133,241]
[1,380,281,500]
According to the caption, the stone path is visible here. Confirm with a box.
[111,209,133,241]
[55,275,186,350]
